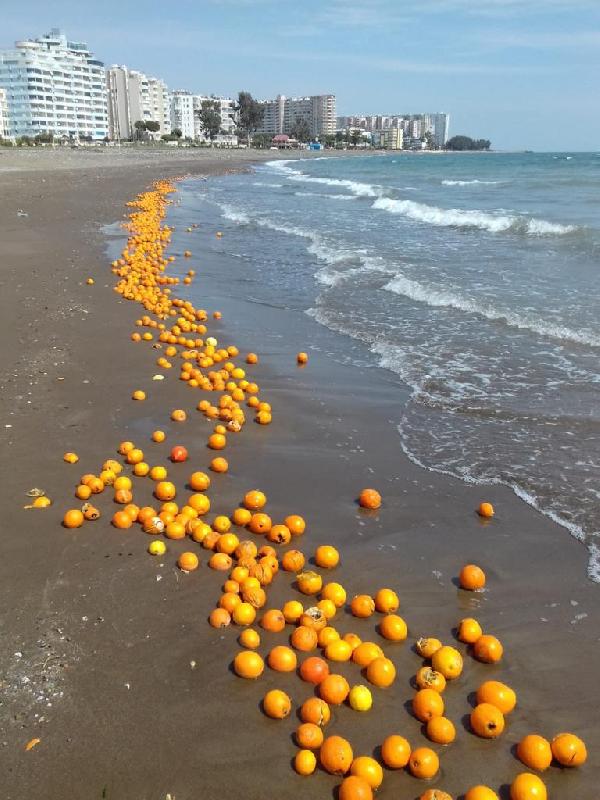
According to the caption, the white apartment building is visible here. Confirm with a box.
[258,94,336,139]
[193,95,237,139]
[0,88,10,139]
[0,28,108,141]
[170,90,195,138]
[106,65,171,140]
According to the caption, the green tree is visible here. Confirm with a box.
[349,128,363,147]
[197,100,222,142]
[172,128,182,139]
[424,131,436,150]
[290,116,311,142]
[34,131,54,144]
[133,120,147,141]
[145,121,160,134]
[235,91,264,146]
[446,135,491,151]
[251,132,273,149]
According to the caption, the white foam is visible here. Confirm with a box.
[264,159,380,198]
[442,179,500,186]
[294,191,357,201]
[383,273,600,347]
[252,182,283,188]
[372,196,577,236]
[219,204,250,224]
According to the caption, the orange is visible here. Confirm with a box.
[478,502,494,518]
[189,471,210,491]
[233,650,264,679]
[319,673,350,705]
[510,773,547,800]
[352,642,383,667]
[379,614,408,641]
[319,735,353,775]
[339,776,373,800]
[63,509,84,528]
[285,514,306,535]
[366,656,396,688]
[374,587,399,613]
[465,788,499,800]
[350,595,375,618]
[408,747,439,780]
[517,735,552,771]
[459,564,486,590]
[358,488,381,509]
[476,681,516,714]
[551,732,587,767]
[473,635,503,663]
[243,489,267,510]
[470,703,505,738]
[380,735,411,769]
[294,749,317,776]
[412,688,444,722]
[263,688,291,718]
[267,645,297,672]
[426,716,456,745]
[315,545,340,569]
[295,722,324,750]
[321,581,347,607]
[300,697,331,727]
[350,756,383,790]
[431,645,463,680]
[458,617,483,643]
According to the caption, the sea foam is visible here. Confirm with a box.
[383,273,600,347]
[372,196,577,236]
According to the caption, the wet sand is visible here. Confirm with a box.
[1,149,598,800]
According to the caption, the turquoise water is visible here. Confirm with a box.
[190,152,600,579]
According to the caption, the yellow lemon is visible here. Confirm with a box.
[349,684,373,712]
[148,540,166,556]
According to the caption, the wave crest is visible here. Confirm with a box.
[372,196,576,236]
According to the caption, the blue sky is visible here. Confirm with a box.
[2,0,599,150]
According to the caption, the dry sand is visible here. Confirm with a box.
[0,147,598,800]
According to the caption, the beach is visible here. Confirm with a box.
[1,147,597,800]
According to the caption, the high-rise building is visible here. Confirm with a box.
[0,88,10,139]
[106,65,171,140]
[258,94,336,139]
[192,95,237,140]
[431,112,450,147]
[170,90,195,139]
[376,128,403,150]
[0,28,108,140]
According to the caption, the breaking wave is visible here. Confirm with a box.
[383,273,600,347]
[372,197,577,235]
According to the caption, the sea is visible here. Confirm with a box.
[181,152,600,581]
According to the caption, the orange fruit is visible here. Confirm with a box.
[358,488,381,509]
[408,747,439,780]
[263,688,291,718]
[381,735,411,769]
[379,614,407,641]
[551,732,587,767]
[350,756,383,790]
[470,703,505,738]
[319,735,353,775]
[510,773,547,800]
[459,564,486,590]
[476,681,516,714]
[517,735,552,771]
[233,650,264,679]
[426,716,456,745]
[294,749,317,776]
[473,635,503,663]
[412,688,444,722]
[295,722,324,750]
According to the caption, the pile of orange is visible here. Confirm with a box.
[53,181,589,800]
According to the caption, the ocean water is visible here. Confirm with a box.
[186,152,600,580]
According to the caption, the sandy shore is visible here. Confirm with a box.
[1,149,597,799]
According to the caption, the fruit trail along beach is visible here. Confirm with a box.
[2,149,598,799]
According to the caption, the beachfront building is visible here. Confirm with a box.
[106,65,171,140]
[0,28,108,141]
[336,112,450,148]
[0,88,10,139]
[257,94,336,139]
[170,90,195,139]
[374,128,404,150]
[192,95,237,140]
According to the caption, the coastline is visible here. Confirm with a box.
[1,151,597,799]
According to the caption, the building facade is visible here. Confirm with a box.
[107,65,171,140]
[258,94,336,139]
[192,95,237,140]
[336,111,449,148]
[375,128,403,150]
[170,90,195,138]
[0,88,10,139]
[0,28,108,141]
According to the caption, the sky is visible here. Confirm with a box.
[2,0,599,150]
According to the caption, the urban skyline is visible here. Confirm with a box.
[1,2,597,150]
[0,28,452,149]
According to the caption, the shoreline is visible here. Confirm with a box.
[1,152,597,799]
